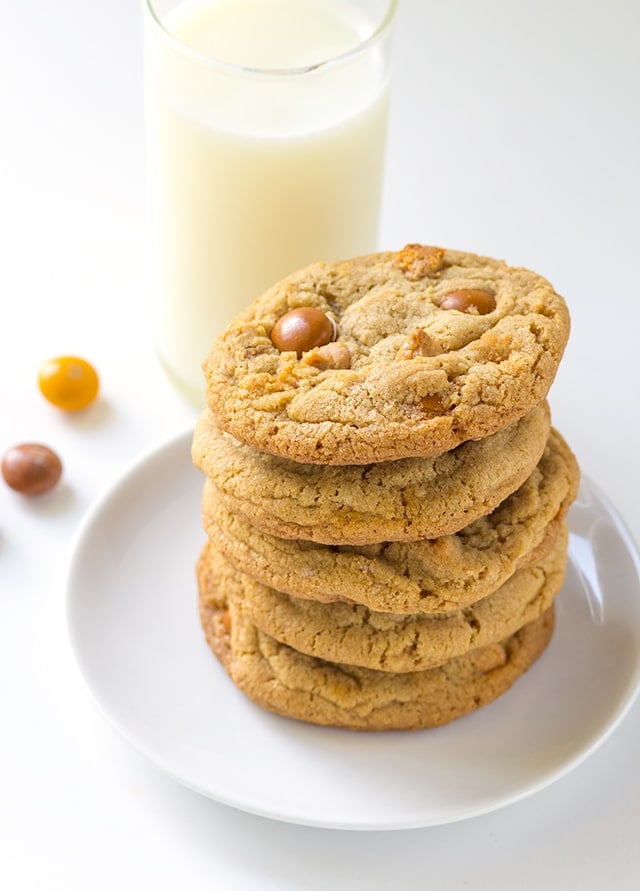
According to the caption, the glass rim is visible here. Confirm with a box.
[143,0,398,77]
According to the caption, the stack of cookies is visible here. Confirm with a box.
[192,244,579,731]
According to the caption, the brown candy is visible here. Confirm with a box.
[270,307,335,356]
[1,443,63,496]
[302,342,351,370]
[439,289,496,315]
[396,328,442,360]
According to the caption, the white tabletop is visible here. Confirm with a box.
[2,1,639,887]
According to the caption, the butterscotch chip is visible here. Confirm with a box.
[193,403,551,545]
[198,568,556,731]
[302,342,351,370]
[392,243,446,278]
[472,643,508,673]
[416,394,445,417]
[202,245,570,465]
[395,328,442,360]
[220,609,232,635]
[197,525,567,673]
[199,427,579,613]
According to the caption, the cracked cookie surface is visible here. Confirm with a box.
[198,565,556,731]
[193,402,551,545]
[202,245,570,465]
[198,525,567,673]
[201,428,578,612]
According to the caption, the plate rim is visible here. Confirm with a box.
[65,428,640,831]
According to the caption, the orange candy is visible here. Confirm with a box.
[38,356,99,411]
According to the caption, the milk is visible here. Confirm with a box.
[143,0,394,405]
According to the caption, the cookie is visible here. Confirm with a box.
[198,565,556,730]
[198,523,567,673]
[202,245,570,465]
[201,427,578,612]
[194,402,551,545]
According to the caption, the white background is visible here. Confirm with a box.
[2,0,639,887]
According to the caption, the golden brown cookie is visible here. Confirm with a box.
[198,565,556,731]
[203,245,570,465]
[198,523,567,673]
[194,403,551,545]
[201,427,579,611]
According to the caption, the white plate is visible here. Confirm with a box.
[66,430,640,831]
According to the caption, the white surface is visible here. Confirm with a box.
[66,431,640,830]
[2,0,639,886]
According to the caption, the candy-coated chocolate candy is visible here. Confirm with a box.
[38,355,99,411]
[1,443,63,495]
[270,307,334,356]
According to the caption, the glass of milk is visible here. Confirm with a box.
[142,0,398,407]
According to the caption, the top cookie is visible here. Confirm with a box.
[203,245,570,465]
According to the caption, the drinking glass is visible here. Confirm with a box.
[142,0,397,407]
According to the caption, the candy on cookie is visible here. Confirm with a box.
[202,245,570,465]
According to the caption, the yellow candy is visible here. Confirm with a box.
[38,355,99,411]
